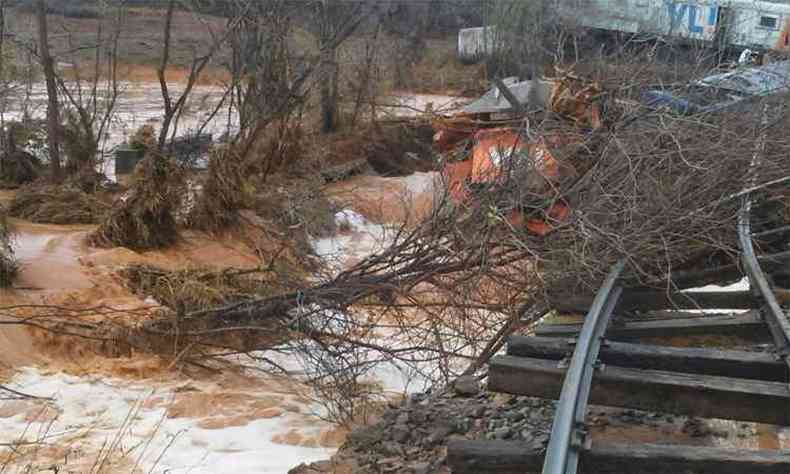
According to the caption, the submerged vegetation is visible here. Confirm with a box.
[121,264,284,313]
[9,183,110,224]
[90,154,184,249]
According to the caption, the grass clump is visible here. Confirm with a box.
[91,154,185,249]
[8,183,110,224]
[188,145,253,231]
[0,151,42,188]
[122,264,271,313]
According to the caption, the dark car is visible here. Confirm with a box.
[642,61,790,115]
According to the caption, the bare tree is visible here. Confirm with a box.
[92,0,247,248]
[54,1,124,181]
[311,0,370,133]
[156,0,242,153]
[349,22,381,127]
[35,0,61,181]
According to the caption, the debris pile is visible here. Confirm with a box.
[121,264,270,313]
[433,70,605,237]
[8,183,110,224]
[0,150,42,187]
[0,121,45,187]
[91,154,185,249]
[187,145,251,231]
[430,66,790,290]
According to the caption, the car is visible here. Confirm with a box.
[642,60,790,114]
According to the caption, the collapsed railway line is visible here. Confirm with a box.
[447,195,790,472]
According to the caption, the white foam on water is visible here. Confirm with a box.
[0,368,335,473]
[311,209,392,275]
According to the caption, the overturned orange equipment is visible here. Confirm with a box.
[443,128,573,236]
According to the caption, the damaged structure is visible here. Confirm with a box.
[459,0,790,61]
[434,71,604,235]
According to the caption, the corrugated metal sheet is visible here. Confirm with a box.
[460,78,554,114]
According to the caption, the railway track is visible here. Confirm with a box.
[447,198,790,473]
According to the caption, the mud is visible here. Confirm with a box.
[325,172,438,225]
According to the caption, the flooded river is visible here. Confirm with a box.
[2,82,467,181]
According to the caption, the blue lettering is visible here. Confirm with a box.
[667,1,688,31]
[708,5,719,26]
[667,2,718,34]
[688,5,703,33]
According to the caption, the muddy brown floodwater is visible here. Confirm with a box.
[0,215,348,472]
[0,138,448,472]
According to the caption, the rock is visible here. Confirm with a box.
[396,412,410,425]
[410,409,428,424]
[505,411,525,422]
[453,417,471,434]
[427,423,454,444]
[288,461,332,474]
[392,424,411,443]
[348,425,385,450]
[682,418,712,438]
[380,441,403,456]
[406,447,422,456]
[528,411,545,422]
[287,463,312,474]
[453,375,480,396]
[407,393,425,406]
[310,461,332,471]
[410,461,431,474]
[493,426,512,439]
[489,419,504,430]
[387,397,404,409]
[377,457,402,466]
[534,433,550,445]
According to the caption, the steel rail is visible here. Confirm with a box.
[542,259,625,474]
[738,103,790,375]
[739,199,790,373]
